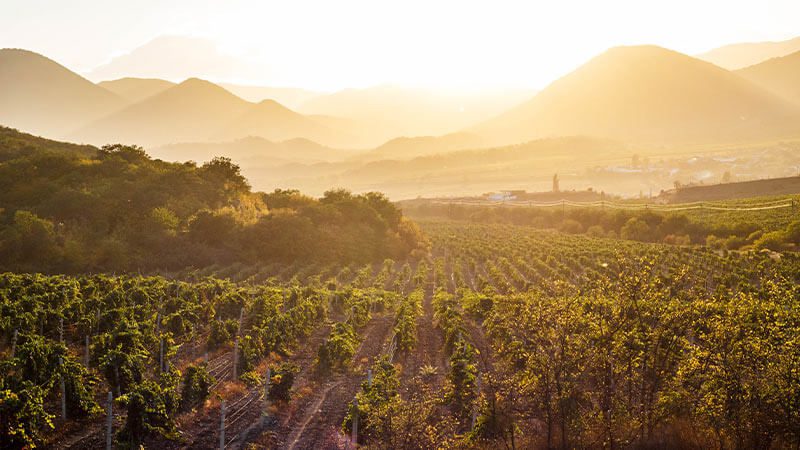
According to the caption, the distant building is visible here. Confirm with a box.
[489,192,516,201]
[553,174,560,192]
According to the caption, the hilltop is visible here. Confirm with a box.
[474,45,800,145]
[736,51,800,105]
[698,36,800,69]
[0,48,124,137]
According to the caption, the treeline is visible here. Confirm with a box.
[0,127,427,273]
[404,201,800,251]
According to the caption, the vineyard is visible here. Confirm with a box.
[2,220,799,449]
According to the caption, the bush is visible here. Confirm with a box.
[180,364,214,411]
[317,322,358,374]
[663,234,691,246]
[207,320,231,350]
[620,217,651,241]
[118,380,178,446]
[0,381,53,449]
[586,225,605,237]
[560,219,584,234]
[754,230,787,251]
[706,235,725,250]
[269,362,299,402]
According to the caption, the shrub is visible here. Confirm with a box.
[620,217,651,241]
[560,219,584,234]
[317,322,358,374]
[754,230,787,251]
[207,320,231,350]
[180,364,214,411]
[269,362,299,402]
[118,380,178,446]
[586,225,605,237]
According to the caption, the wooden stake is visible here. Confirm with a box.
[232,337,239,381]
[85,335,90,367]
[219,400,226,450]
[106,391,113,450]
[471,373,482,432]
[59,357,66,420]
[351,397,358,448]
[263,368,271,417]
[11,329,17,357]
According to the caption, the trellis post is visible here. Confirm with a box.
[106,391,113,450]
[263,367,271,418]
[85,335,90,367]
[471,372,482,431]
[59,357,66,420]
[351,397,359,448]
[11,328,17,357]
[219,400,226,450]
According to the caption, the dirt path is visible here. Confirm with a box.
[230,313,394,450]
[397,277,447,397]
[276,313,393,450]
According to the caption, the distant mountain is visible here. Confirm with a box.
[0,49,124,137]
[151,136,352,165]
[75,78,358,148]
[697,36,800,70]
[736,51,800,105]
[98,77,175,103]
[474,45,800,145]
[219,83,320,109]
[299,85,533,145]
[365,132,485,161]
[73,78,250,146]
[216,99,355,148]
[86,35,265,82]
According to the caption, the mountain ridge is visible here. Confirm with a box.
[474,45,800,145]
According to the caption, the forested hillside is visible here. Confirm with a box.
[0,127,426,273]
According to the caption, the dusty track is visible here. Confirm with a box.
[397,277,447,397]
[231,313,394,450]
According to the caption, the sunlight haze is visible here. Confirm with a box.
[3,0,799,90]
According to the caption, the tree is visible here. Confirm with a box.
[620,217,652,242]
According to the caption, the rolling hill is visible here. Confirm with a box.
[219,83,320,109]
[298,85,533,145]
[74,78,356,148]
[151,135,352,165]
[364,132,485,161]
[73,78,250,146]
[474,45,800,145]
[0,49,125,137]
[98,77,176,103]
[697,36,800,70]
[736,51,800,105]
[215,99,355,147]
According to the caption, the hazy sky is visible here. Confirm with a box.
[2,0,798,91]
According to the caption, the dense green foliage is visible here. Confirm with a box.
[0,272,366,448]
[0,127,426,273]
[180,364,214,411]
